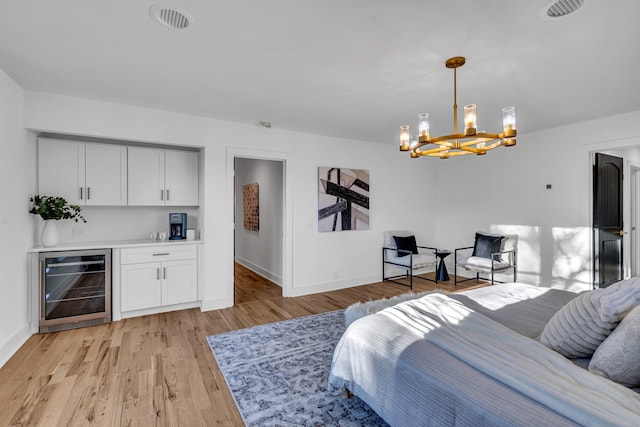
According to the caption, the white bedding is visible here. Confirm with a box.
[329,283,640,426]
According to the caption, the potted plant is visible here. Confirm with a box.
[29,195,86,247]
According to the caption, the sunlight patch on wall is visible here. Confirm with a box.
[552,227,591,291]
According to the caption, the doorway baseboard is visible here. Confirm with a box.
[235,257,283,287]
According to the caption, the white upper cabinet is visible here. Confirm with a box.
[38,139,83,204]
[84,144,128,205]
[128,147,199,206]
[38,139,127,206]
[165,149,199,206]
[127,147,165,206]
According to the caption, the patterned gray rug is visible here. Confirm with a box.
[207,310,388,426]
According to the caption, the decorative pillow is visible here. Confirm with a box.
[393,235,418,257]
[589,305,640,387]
[539,289,620,358]
[472,232,504,260]
[598,279,640,323]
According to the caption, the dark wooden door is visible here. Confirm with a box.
[593,153,624,288]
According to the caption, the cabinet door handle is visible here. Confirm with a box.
[160,189,164,201]
[163,267,167,279]
[152,253,170,256]
[166,190,170,201]
[87,187,91,200]
[80,187,83,200]
[156,267,160,280]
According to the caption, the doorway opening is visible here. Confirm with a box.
[233,157,285,305]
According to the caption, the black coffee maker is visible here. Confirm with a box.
[169,213,187,240]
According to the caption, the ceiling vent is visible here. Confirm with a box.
[149,5,194,30]
[543,0,587,18]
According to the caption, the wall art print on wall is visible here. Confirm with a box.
[318,167,369,232]
[243,182,259,231]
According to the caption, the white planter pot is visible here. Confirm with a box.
[41,220,59,247]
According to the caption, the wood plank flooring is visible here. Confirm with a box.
[0,264,486,426]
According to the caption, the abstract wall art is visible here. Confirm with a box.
[243,182,259,231]
[318,167,369,232]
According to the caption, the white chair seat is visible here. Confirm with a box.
[388,253,437,269]
[457,256,511,271]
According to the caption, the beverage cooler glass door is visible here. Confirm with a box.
[39,249,111,332]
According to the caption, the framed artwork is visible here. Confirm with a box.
[318,167,369,232]
[243,182,259,231]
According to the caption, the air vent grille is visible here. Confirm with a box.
[150,5,194,30]
[546,0,585,17]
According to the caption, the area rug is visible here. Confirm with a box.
[206,310,388,426]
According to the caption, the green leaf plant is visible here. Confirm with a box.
[29,195,87,223]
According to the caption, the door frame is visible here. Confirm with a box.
[588,140,640,288]
[631,166,640,277]
[225,147,293,299]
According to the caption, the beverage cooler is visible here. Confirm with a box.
[39,249,111,333]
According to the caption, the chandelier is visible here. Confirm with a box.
[399,56,516,159]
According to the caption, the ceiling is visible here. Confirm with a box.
[1,0,639,145]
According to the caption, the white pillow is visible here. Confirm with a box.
[540,289,619,358]
[598,278,640,322]
[589,305,640,387]
[540,282,640,358]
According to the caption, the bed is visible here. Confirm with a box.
[328,282,640,426]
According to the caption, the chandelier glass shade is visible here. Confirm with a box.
[400,57,516,159]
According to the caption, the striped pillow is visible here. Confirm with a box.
[540,289,619,358]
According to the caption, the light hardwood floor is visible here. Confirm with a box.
[0,264,486,426]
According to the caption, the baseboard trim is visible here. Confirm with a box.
[286,274,380,298]
[0,323,32,369]
[120,301,200,319]
[201,295,234,312]
[235,257,282,287]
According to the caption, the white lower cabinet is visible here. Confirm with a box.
[120,245,198,313]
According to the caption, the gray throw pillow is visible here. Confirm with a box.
[589,305,640,387]
[539,289,618,358]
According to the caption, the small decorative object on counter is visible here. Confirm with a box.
[186,228,196,240]
[29,195,87,247]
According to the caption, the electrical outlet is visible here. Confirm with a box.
[333,271,339,280]
[72,228,85,236]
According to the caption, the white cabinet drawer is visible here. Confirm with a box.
[120,244,196,264]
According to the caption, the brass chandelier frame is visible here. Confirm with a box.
[400,56,516,159]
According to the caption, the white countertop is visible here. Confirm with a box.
[28,239,203,253]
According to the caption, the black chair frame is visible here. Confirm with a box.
[382,245,439,289]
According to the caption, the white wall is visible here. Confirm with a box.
[432,111,640,291]
[23,91,437,308]
[0,69,36,366]
[34,206,199,245]
[234,158,283,285]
